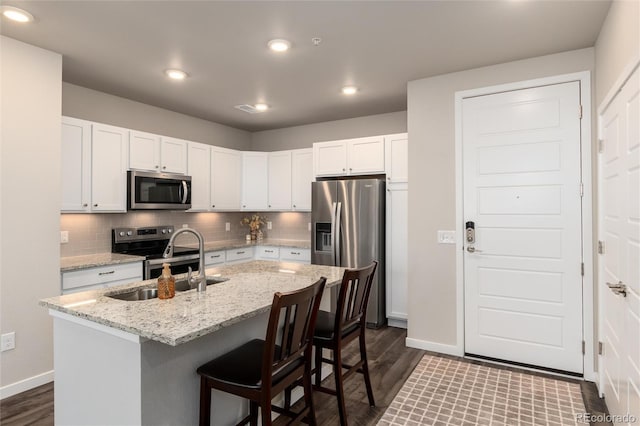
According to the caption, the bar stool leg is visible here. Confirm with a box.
[314,346,323,386]
[199,377,211,426]
[333,348,348,426]
[260,396,272,426]
[249,401,258,426]
[303,368,317,426]
[359,333,375,407]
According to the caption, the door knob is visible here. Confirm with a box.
[606,281,627,297]
[466,246,482,253]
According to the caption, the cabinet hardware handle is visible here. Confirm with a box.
[342,168,345,172]
[212,205,215,208]
[243,205,246,208]
[237,251,245,254]
[293,204,296,208]
[83,203,88,207]
[349,168,352,171]
[93,203,98,207]
[162,166,166,169]
[98,270,115,275]
[210,255,220,258]
[265,250,273,253]
[291,252,300,255]
[155,165,159,168]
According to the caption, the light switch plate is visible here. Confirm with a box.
[225,222,230,232]
[60,231,69,244]
[267,221,272,230]
[437,230,456,244]
[1,332,15,352]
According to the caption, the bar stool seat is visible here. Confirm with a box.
[312,311,359,342]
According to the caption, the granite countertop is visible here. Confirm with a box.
[41,260,345,346]
[60,253,145,272]
[60,239,311,272]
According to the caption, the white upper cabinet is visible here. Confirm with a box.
[291,149,313,211]
[129,131,187,174]
[61,117,92,212]
[160,136,188,174]
[267,151,292,210]
[91,124,128,212]
[211,147,242,211]
[314,141,348,176]
[314,136,385,177]
[241,152,269,210]
[187,142,211,211]
[384,133,408,183]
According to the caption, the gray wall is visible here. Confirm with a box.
[62,83,252,150]
[406,48,595,349]
[250,111,407,151]
[1,37,62,393]
[594,0,639,105]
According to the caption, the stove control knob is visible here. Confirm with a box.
[127,231,133,236]
[168,229,172,233]
[161,229,167,234]
[119,231,125,237]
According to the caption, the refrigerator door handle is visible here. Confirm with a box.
[330,202,337,265]
[335,201,342,266]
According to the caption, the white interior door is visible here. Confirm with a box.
[599,64,640,425]
[463,82,584,374]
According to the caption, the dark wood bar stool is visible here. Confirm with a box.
[312,262,378,426]
[196,277,326,426]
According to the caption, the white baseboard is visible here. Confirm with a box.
[387,318,407,329]
[405,338,463,357]
[0,370,54,400]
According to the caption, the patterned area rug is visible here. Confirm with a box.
[378,354,586,426]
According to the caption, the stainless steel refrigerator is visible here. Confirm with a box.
[311,178,386,328]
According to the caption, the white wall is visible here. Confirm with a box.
[250,111,407,151]
[62,83,252,150]
[0,37,62,396]
[406,48,595,351]
[594,0,640,105]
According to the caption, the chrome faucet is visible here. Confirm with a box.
[163,228,207,292]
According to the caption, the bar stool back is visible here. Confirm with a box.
[197,277,326,426]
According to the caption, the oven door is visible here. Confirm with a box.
[128,170,192,210]
[145,254,200,280]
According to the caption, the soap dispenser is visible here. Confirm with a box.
[157,263,175,299]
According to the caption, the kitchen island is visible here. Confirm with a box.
[41,260,345,426]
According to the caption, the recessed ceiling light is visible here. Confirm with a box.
[268,39,291,53]
[254,103,269,111]
[165,69,188,80]
[342,86,358,95]
[1,6,34,23]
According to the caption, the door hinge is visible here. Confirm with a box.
[581,262,585,276]
[598,240,605,254]
[598,139,604,153]
[579,182,584,197]
[582,341,586,354]
[579,105,583,119]
[598,341,604,355]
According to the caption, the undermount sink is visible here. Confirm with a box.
[107,277,229,301]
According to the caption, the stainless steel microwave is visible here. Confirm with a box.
[127,170,192,210]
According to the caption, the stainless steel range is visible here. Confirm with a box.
[112,225,201,279]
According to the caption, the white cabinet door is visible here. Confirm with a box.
[187,142,211,211]
[268,151,292,210]
[204,250,225,266]
[211,147,242,210]
[129,130,160,172]
[61,117,92,212]
[386,183,408,325]
[62,262,142,294]
[347,136,385,175]
[314,141,347,176]
[279,248,311,264]
[291,149,313,211]
[255,246,280,260]
[91,124,128,212]
[384,133,408,183]
[242,152,268,210]
[160,136,188,174]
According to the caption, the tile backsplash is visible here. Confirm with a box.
[60,211,311,257]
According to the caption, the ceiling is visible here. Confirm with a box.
[1,1,611,132]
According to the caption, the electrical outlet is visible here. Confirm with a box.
[437,230,456,244]
[225,222,230,232]
[1,332,15,352]
[60,231,69,244]
[267,221,272,230]
[182,224,188,228]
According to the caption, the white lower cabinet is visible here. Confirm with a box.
[225,247,255,264]
[61,262,143,295]
[204,250,225,267]
[279,248,311,264]
[386,183,408,328]
[255,246,280,260]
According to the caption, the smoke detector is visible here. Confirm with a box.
[234,104,266,114]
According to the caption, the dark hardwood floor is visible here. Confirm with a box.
[0,326,609,426]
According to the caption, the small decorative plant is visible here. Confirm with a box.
[240,214,267,240]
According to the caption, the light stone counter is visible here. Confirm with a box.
[42,260,344,346]
[60,252,145,272]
